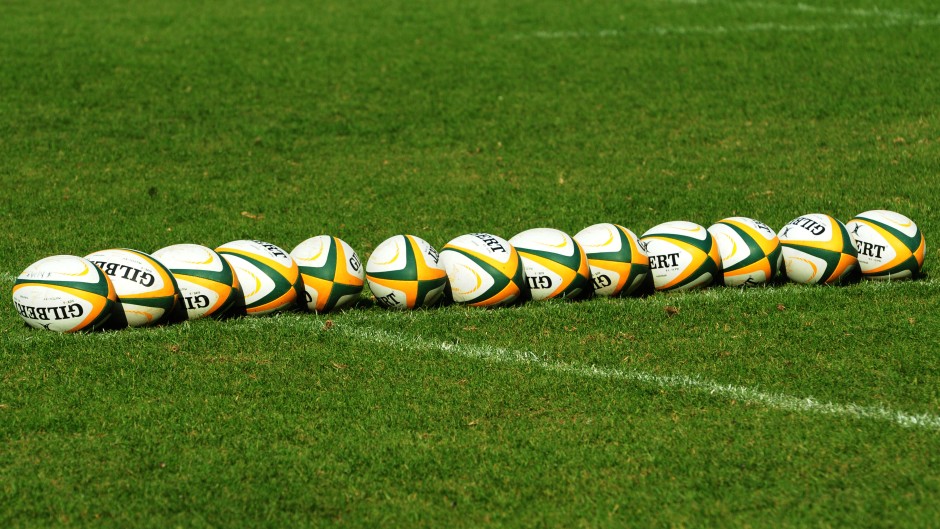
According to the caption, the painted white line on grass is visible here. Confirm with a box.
[519,16,940,40]
[339,324,940,431]
[520,0,940,41]
[659,0,932,21]
[790,3,925,20]
[0,272,16,282]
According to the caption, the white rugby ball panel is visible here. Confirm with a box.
[510,228,579,258]
[642,220,711,241]
[220,253,279,307]
[216,239,297,270]
[414,236,443,269]
[443,233,516,265]
[853,209,919,239]
[12,284,104,332]
[777,214,844,247]
[368,281,408,309]
[152,244,227,274]
[290,235,334,269]
[84,249,173,298]
[438,250,497,302]
[851,224,901,267]
[721,217,778,241]
[781,247,830,284]
[17,255,106,286]
[366,235,410,274]
[573,223,624,254]
[518,255,567,300]
[708,223,754,270]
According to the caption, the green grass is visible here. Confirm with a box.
[3,0,940,526]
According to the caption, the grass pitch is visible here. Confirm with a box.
[2,0,940,526]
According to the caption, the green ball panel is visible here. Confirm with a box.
[782,244,845,281]
[717,224,776,274]
[854,218,923,252]
[446,249,518,303]
[220,253,296,310]
[515,247,585,273]
[666,257,720,291]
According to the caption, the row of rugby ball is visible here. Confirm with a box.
[12,210,925,332]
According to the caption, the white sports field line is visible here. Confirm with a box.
[4,265,939,431]
[663,0,930,21]
[518,0,940,39]
[336,323,940,432]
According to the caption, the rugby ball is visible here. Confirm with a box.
[509,228,592,301]
[777,214,858,284]
[707,217,782,286]
[215,239,304,316]
[438,233,526,307]
[573,223,650,296]
[152,244,245,319]
[639,221,721,292]
[85,248,184,327]
[845,210,925,280]
[290,235,365,312]
[365,234,447,309]
[12,255,121,332]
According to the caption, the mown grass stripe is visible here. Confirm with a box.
[338,324,940,431]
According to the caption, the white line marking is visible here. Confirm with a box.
[520,0,940,39]
[659,0,932,21]
[5,277,937,431]
[520,16,940,39]
[338,325,940,431]
[0,272,16,282]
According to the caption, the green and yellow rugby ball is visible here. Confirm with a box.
[152,243,244,319]
[365,234,447,309]
[290,235,365,312]
[85,248,184,327]
[574,223,650,296]
[845,210,925,280]
[640,221,721,292]
[707,217,781,286]
[778,214,858,285]
[509,228,593,301]
[216,239,303,316]
[13,255,121,332]
[438,233,526,307]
